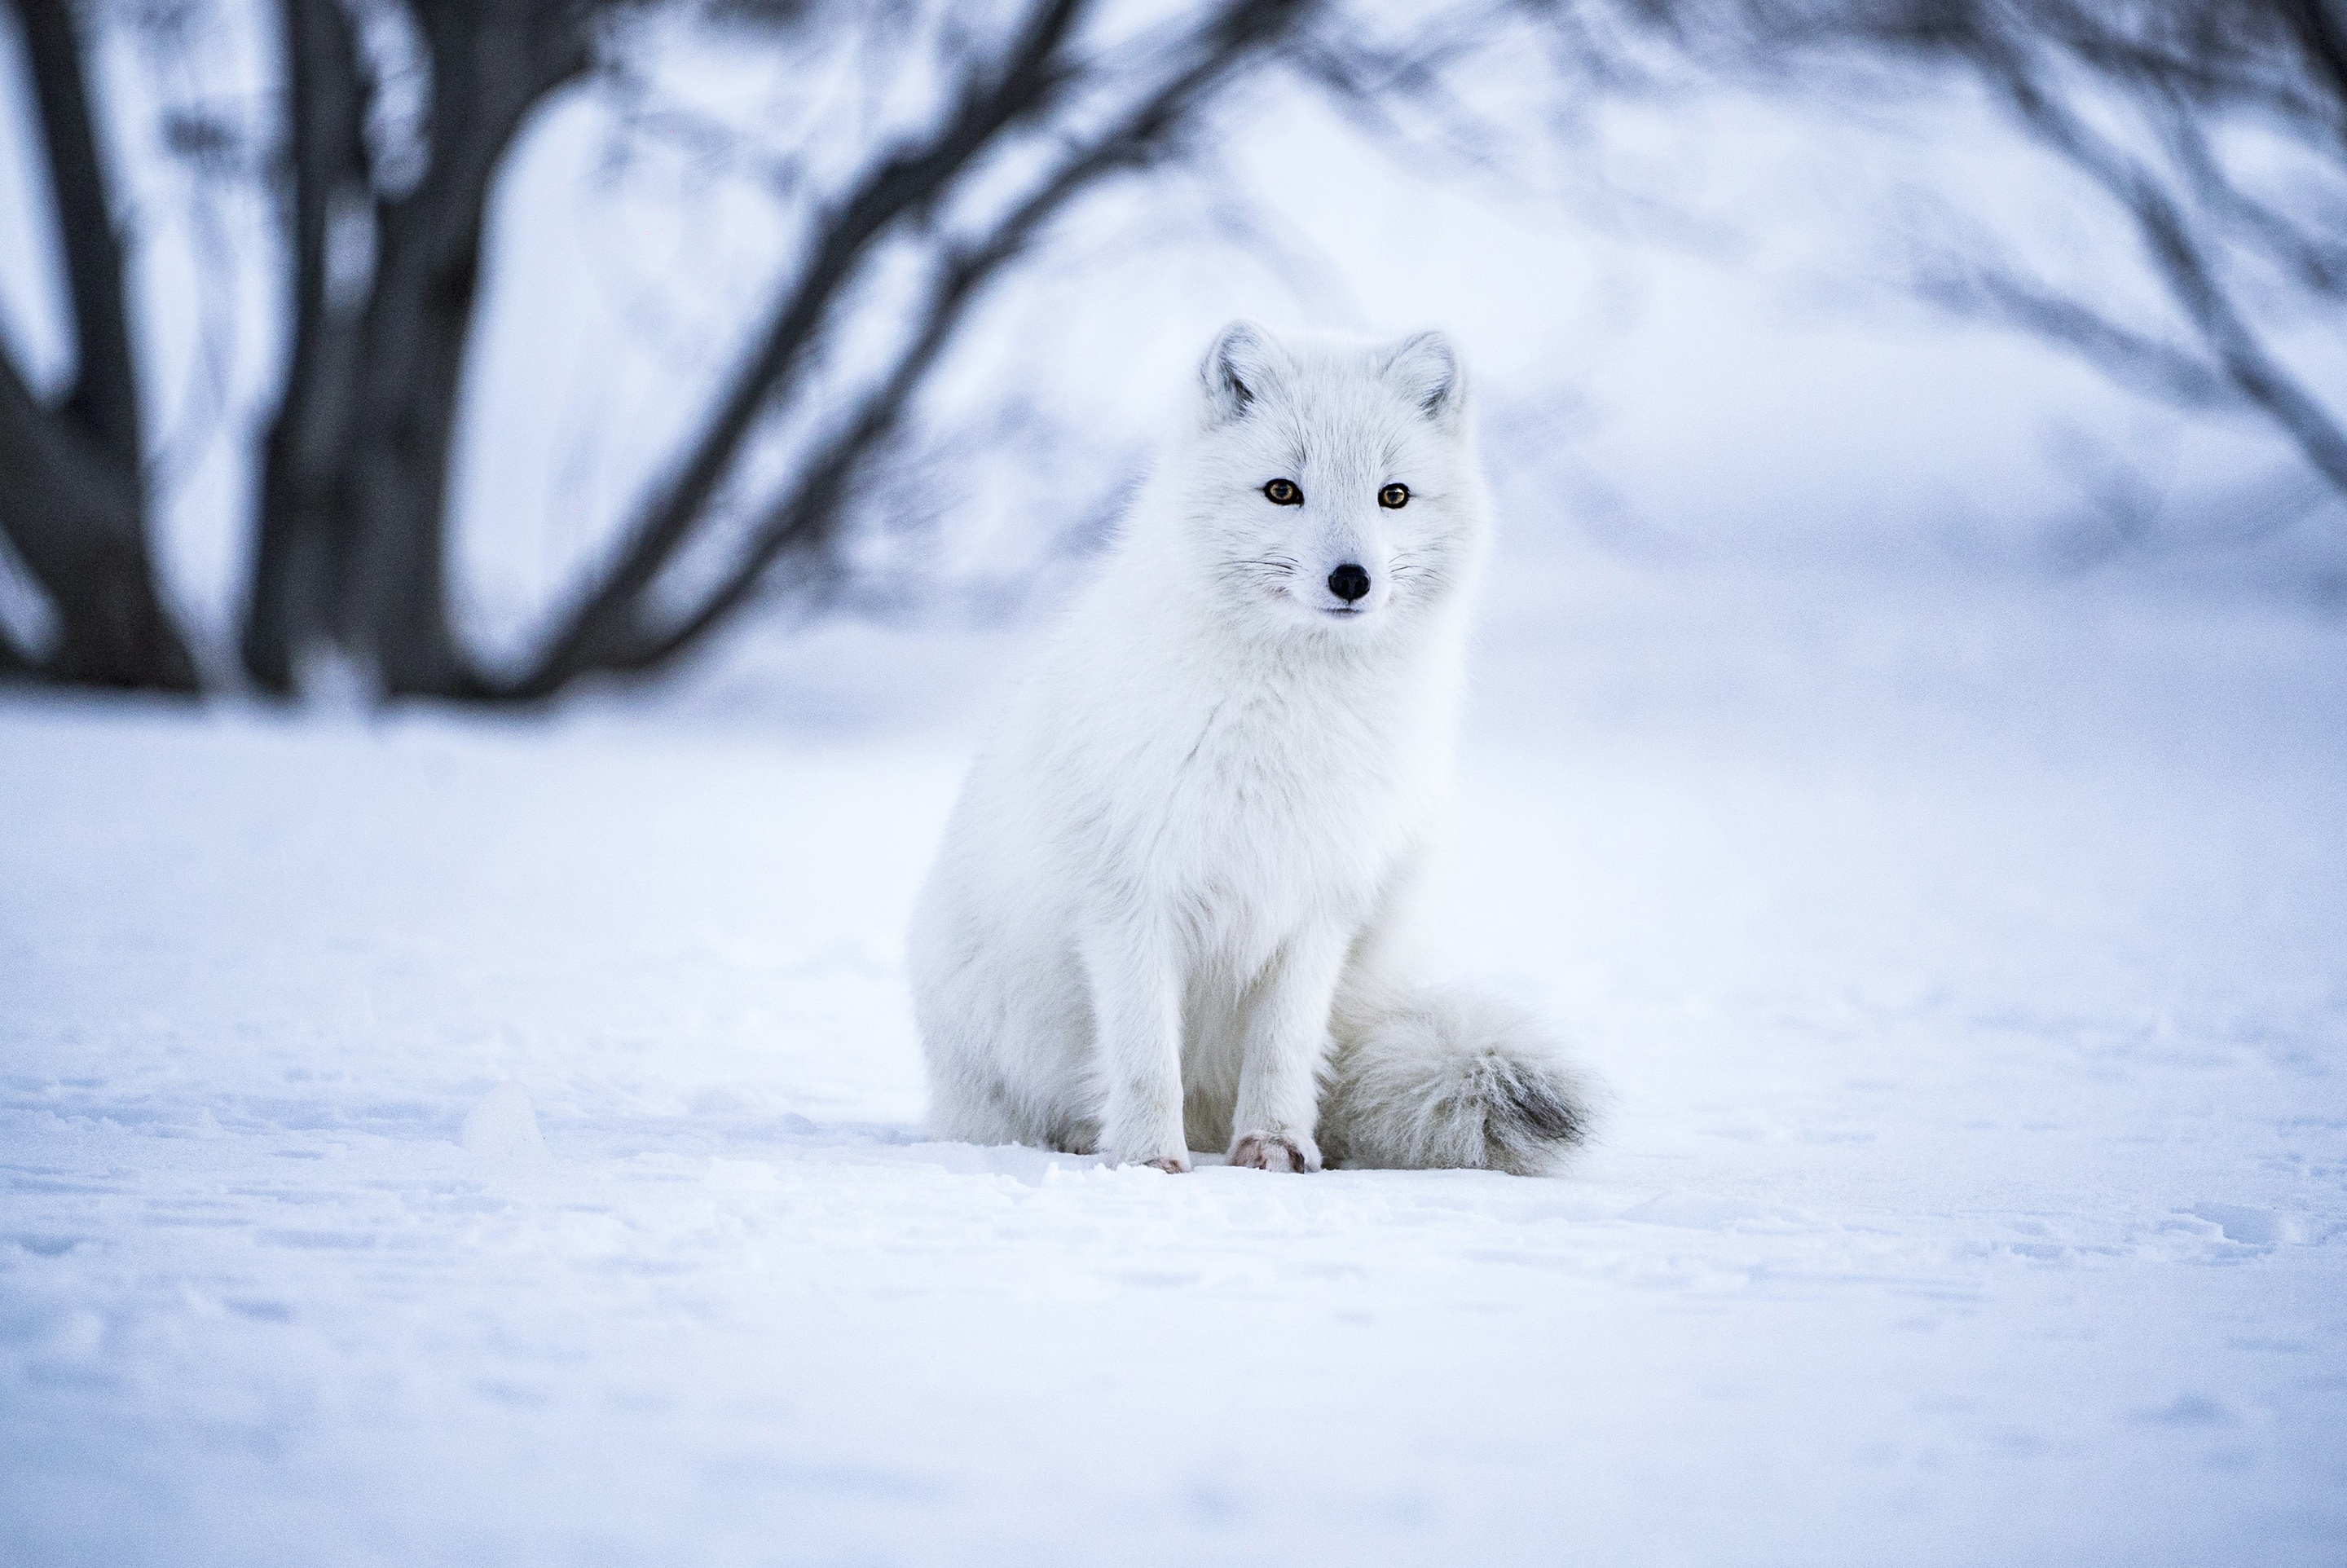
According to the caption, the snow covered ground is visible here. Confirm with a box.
[4,563,2345,1566]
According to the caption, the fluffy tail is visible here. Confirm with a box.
[1319,985,1598,1175]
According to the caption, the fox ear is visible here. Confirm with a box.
[1200,319,1282,425]
[1381,330,1464,424]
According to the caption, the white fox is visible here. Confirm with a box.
[907,321,1594,1174]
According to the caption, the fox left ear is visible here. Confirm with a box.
[1380,330,1464,425]
[1200,319,1283,426]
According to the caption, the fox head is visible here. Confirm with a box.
[1174,320,1488,641]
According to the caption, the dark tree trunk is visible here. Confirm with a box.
[0,0,196,691]
[338,3,591,698]
[243,0,370,694]
[247,0,589,699]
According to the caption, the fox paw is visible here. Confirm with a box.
[1141,1156,1191,1174]
[1229,1131,1320,1173]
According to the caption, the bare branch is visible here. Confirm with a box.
[1919,263,2236,408]
[1986,45,2347,492]
[2162,106,2347,297]
[2275,0,2347,130]
[1661,0,2347,509]
[511,0,1315,694]
[510,0,1100,689]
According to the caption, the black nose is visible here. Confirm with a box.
[1328,564,1370,603]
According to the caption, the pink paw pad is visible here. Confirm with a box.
[1229,1133,1316,1172]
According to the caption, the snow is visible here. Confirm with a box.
[4,563,2346,1566]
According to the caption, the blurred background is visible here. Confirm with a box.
[2,0,2342,714]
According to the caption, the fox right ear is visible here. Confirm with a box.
[1381,329,1464,425]
[1200,319,1280,425]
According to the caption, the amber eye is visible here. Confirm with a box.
[1262,478,1302,506]
[1379,482,1410,509]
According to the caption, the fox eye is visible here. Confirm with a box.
[1379,482,1410,509]
[1262,478,1302,506]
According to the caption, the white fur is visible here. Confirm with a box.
[907,321,1593,1174]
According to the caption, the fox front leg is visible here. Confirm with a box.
[1228,925,1351,1172]
[1080,923,1191,1172]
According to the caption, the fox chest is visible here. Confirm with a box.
[1113,695,1428,945]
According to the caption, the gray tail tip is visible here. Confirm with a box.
[1498,1067,1593,1147]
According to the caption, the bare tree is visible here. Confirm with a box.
[238,0,1343,703]
[1630,0,2347,505]
[499,0,1319,700]
[0,0,198,689]
[0,0,1344,701]
[244,0,597,696]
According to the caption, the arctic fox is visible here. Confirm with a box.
[907,321,1594,1174]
